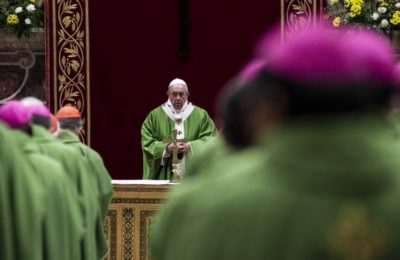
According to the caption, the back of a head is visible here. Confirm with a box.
[20,96,51,129]
[217,57,287,149]
[255,25,397,116]
[217,74,284,149]
[56,105,82,131]
[0,100,31,130]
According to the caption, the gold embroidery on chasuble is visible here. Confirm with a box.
[326,202,388,260]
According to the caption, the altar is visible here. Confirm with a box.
[104,180,174,260]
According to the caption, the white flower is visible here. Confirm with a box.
[396,3,400,8]
[25,18,31,25]
[378,7,387,13]
[15,7,23,13]
[381,19,389,27]
[26,4,36,12]
[372,12,380,20]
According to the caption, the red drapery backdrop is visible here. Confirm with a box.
[89,0,280,179]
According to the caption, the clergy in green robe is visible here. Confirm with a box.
[152,116,400,260]
[58,129,112,258]
[151,27,400,259]
[184,135,227,179]
[0,100,84,260]
[0,122,45,260]
[23,136,85,260]
[20,97,101,260]
[58,130,112,218]
[56,105,112,220]
[31,124,101,260]
[141,78,217,180]
[56,104,113,259]
[184,71,282,180]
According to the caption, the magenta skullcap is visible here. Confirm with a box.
[393,62,400,87]
[237,59,268,84]
[0,100,31,128]
[257,25,395,87]
[20,96,51,117]
[27,104,51,117]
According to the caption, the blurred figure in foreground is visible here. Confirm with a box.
[151,25,400,260]
[185,60,283,179]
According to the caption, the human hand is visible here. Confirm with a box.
[166,143,174,155]
[177,142,189,153]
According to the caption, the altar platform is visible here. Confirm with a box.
[104,180,175,260]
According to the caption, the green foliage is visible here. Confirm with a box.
[0,0,44,38]
[324,0,400,34]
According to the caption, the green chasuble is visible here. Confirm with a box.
[183,135,268,180]
[31,124,100,260]
[13,131,85,260]
[151,114,400,260]
[184,135,231,179]
[141,105,217,180]
[58,129,112,259]
[0,123,45,260]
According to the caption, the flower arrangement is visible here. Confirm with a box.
[324,0,400,34]
[0,0,44,37]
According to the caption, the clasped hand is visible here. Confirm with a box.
[166,142,188,155]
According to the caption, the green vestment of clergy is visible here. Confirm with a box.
[141,105,217,180]
[13,130,85,260]
[31,124,101,260]
[0,123,45,260]
[184,135,265,180]
[151,114,400,260]
[58,129,112,259]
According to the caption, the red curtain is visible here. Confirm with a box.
[89,0,280,179]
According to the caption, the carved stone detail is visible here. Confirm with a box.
[104,210,117,260]
[122,208,135,260]
[139,210,157,260]
[0,51,41,103]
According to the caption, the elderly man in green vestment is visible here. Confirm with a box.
[151,27,400,260]
[141,78,217,180]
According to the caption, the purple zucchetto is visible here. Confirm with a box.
[26,104,51,117]
[237,59,267,84]
[393,62,400,87]
[0,100,31,128]
[256,25,395,88]
[20,96,51,117]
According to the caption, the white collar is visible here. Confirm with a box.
[166,99,188,114]
[162,99,195,123]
